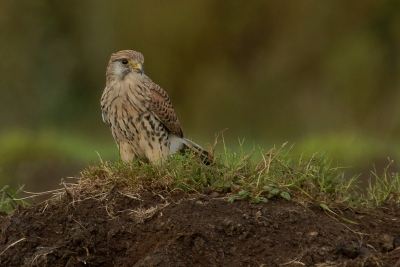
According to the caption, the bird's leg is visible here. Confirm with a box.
[119,142,137,161]
[144,144,168,165]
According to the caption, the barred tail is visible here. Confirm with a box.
[181,138,213,165]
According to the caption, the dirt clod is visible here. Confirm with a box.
[0,191,399,266]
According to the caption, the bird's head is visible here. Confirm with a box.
[106,50,144,80]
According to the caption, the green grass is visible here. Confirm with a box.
[80,140,400,210]
[1,135,399,217]
[366,159,400,206]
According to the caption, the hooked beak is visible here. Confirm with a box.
[132,62,144,75]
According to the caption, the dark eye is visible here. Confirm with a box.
[121,59,129,65]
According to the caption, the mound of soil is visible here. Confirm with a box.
[0,188,400,266]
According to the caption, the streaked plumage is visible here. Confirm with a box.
[101,50,211,164]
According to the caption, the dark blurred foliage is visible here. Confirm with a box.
[1,0,400,190]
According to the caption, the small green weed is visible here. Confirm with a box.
[366,158,400,206]
[0,185,29,214]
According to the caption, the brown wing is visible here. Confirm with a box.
[148,80,184,137]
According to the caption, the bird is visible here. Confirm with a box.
[100,50,212,164]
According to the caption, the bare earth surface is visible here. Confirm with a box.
[0,189,400,267]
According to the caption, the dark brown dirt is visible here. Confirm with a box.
[0,189,400,267]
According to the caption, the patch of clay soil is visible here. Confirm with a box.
[0,189,400,266]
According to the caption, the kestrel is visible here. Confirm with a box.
[101,50,211,164]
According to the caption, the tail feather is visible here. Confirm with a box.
[181,138,213,165]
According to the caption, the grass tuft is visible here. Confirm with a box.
[77,140,399,210]
[2,140,400,217]
[366,158,400,206]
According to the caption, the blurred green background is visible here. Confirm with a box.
[1,0,400,194]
